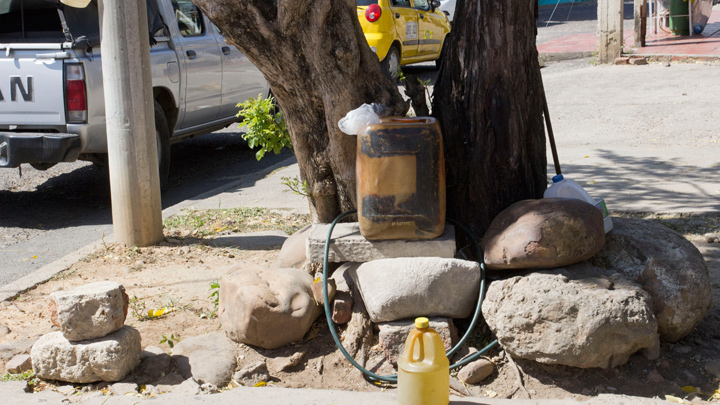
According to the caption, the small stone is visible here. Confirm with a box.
[174,378,201,395]
[311,278,336,306]
[5,354,32,374]
[110,382,138,396]
[457,359,494,384]
[630,57,648,65]
[270,352,305,372]
[647,369,665,384]
[171,332,236,387]
[581,388,592,396]
[234,360,270,386]
[316,357,324,374]
[142,345,165,356]
[704,360,720,377]
[615,57,630,65]
[331,291,353,324]
[156,372,186,392]
[704,233,718,243]
[200,383,219,394]
[0,325,10,337]
[674,345,692,354]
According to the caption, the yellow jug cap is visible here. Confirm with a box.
[415,317,429,329]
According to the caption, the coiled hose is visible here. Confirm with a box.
[322,210,498,384]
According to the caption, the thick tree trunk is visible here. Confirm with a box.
[194,0,407,223]
[432,1,547,238]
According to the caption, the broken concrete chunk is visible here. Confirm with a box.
[47,281,129,341]
[307,223,456,263]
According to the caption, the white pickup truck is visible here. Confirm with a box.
[0,0,269,181]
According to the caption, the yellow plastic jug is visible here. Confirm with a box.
[397,317,449,405]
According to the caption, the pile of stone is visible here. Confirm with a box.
[480,199,712,369]
[30,281,142,383]
[216,197,712,386]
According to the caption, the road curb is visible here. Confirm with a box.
[0,156,298,302]
[539,51,595,63]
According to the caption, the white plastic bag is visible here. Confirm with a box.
[338,103,388,135]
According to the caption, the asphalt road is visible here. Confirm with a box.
[0,126,293,286]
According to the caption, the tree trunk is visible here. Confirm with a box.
[194,0,408,223]
[432,1,547,239]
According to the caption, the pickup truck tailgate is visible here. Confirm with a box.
[0,57,66,126]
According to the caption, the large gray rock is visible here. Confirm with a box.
[377,317,457,365]
[590,217,713,342]
[172,332,236,387]
[219,263,321,349]
[355,258,481,323]
[482,263,659,369]
[274,225,311,269]
[47,281,129,341]
[307,223,456,263]
[31,326,142,383]
[482,199,605,270]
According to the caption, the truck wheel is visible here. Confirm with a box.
[380,45,401,82]
[154,101,171,189]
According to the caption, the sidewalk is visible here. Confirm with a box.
[537,4,720,60]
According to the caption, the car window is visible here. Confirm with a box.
[171,0,204,37]
[413,0,431,11]
[392,0,411,6]
[357,0,378,5]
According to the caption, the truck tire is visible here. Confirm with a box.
[154,101,171,189]
[380,45,401,82]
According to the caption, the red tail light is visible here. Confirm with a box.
[365,4,382,22]
[65,64,87,123]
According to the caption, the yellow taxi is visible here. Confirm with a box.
[357,0,451,80]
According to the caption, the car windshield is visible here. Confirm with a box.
[357,0,378,5]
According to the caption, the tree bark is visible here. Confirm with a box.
[194,0,408,223]
[432,0,547,239]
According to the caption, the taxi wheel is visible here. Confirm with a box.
[381,46,401,82]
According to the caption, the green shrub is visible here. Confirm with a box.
[236,94,292,161]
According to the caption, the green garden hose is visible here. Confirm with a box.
[322,210,498,384]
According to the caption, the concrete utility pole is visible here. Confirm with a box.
[100,0,164,246]
[597,0,624,63]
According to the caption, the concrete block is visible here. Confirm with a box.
[615,57,630,65]
[307,223,455,263]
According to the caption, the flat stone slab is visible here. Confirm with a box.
[307,223,456,263]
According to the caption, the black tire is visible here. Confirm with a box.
[380,45,401,82]
[154,101,171,189]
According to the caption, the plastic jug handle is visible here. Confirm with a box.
[407,333,425,363]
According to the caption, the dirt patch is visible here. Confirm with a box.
[1,214,719,403]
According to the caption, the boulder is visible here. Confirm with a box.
[590,217,712,342]
[31,326,142,383]
[219,263,321,349]
[377,317,457,365]
[172,332,236,387]
[482,199,605,270]
[47,281,129,341]
[355,258,480,323]
[274,225,311,269]
[481,263,660,369]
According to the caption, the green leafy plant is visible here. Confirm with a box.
[160,333,181,349]
[129,295,148,320]
[200,280,220,319]
[236,94,292,161]
[2,370,39,388]
[281,176,311,197]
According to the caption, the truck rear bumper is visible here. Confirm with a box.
[0,132,81,168]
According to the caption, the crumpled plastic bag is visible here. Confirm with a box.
[338,103,388,135]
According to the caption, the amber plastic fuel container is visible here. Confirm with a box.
[356,117,445,240]
[397,317,449,405]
